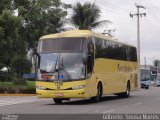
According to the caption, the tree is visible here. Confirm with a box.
[14,0,68,49]
[0,0,12,15]
[0,0,69,79]
[69,2,111,30]
[11,55,31,78]
[0,27,5,70]
[0,10,24,72]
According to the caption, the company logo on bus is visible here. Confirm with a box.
[55,81,63,89]
[118,64,132,72]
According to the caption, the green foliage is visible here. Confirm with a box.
[0,10,25,73]
[0,86,35,94]
[19,87,35,94]
[0,0,12,14]
[15,0,67,49]
[0,81,35,93]
[13,78,27,85]
[0,81,35,87]
[0,27,5,69]
[11,56,31,78]
[26,80,35,87]
[0,72,12,82]
[70,2,111,30]
[0,0,69,81]
[0,81,13,86]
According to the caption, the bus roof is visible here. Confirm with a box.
[40,30,135,47]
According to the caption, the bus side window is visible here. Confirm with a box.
[87,37,94,77]
[118,44,127,61]
[130,47,137,62]
[95,38,102,58]
[126,46,131,61]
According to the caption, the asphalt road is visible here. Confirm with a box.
[0,87,160,119]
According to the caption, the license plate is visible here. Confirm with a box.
[55,93,64,97]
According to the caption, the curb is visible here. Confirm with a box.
[0,94,36,96]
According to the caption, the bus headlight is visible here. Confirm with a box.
[72,85,85,90]
[36,86,46,90]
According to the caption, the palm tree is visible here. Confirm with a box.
[68,2,111,30]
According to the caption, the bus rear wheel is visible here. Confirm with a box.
[91,83,102,103]
[117,82,130,98]
[53,98,63,104]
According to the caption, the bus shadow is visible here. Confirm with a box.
[47,95,133,105]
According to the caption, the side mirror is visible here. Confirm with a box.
[27,48,40,79]
[33,49,41,68]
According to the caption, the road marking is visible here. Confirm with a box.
[134,102,142,106]
[102,110,115,113]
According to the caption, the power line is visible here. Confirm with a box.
[98,0,130,13]
[96,2,128,15]
[99,0,129,12]
[99,7,128,15]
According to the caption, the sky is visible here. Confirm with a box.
[62,0,160,65]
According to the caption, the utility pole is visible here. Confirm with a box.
[144,57,146,68]
[130,3,146,89]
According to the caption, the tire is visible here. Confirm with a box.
[117,82,130,98]
[53,98,63,104]
[124,82,130,98]
[145,86,149,89]
[91,83,102,103]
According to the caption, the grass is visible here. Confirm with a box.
[0,81,35,87]
[26,81,35,87]
[0,82,13,87]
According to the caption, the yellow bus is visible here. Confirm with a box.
[35,30,138,104]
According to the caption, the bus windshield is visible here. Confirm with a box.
[141,69,150,81]
[38,37,85,52]
[37,52,85,81]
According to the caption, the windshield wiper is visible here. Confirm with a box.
[54,56,59,72]
[49,56,59,73]
[51,57,59,73]
[60,57,64,70]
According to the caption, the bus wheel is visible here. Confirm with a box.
[91,83,102,103]
[145,86,149,89]
[117,82,130,98]
[53,98,63,104]
[124,82,130,98]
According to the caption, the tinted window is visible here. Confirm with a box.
[94,37,137,61]
[130,47,137,62]
[87,38,94,77]
[95,39,102,58]
[38,37,85,52]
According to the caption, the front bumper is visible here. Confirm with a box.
[156,80,160,86]
[36,89,87,98]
